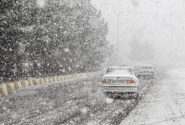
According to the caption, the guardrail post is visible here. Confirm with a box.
[39,79,42,84]
[32,80,37,85]
[21,81,26,88]
[6,83,13,95]
[28,80,32,86]
[0,85,5,97]
[14,82,19,89]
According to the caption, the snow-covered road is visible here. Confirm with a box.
[0,72,153,125]
[0,75,105,124]
[120,69,185,125]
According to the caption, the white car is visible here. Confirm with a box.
[136,65,155,79]
[101,66,140,98]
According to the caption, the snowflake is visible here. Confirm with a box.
[64,48,70,52]
[36,0,46,8]
[106,98,113,104]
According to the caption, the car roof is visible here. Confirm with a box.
[141,64,153,66]
[134,64,153,67]
[107,66,132,69]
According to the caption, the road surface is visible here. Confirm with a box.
[120,69,185,125]
[0,72,152,125]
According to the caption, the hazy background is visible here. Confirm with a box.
[92,0,185,66]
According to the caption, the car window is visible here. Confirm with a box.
[106,68,132,75]
[141,66,153,69]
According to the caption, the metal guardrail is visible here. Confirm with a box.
[0,70,104,97]
[0,73,88,97]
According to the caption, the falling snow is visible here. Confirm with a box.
[1,0,185,125]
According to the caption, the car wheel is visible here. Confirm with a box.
[134,92,140,100]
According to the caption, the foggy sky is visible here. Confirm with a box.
[92,0,185,65]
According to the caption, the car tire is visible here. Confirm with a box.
[135,92,141,100]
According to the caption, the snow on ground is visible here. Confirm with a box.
[0,75,104,125]
[120,68,185,125]
[0,73,153,125]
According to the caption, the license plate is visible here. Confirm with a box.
[112,80,125,83]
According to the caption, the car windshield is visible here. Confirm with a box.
[106,68,132,75]
[141,66,153,69]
